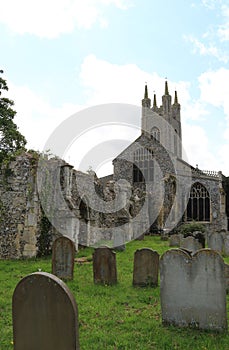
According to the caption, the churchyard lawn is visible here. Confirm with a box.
[1,236,229,349]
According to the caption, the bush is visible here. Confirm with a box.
[178,222,205,235]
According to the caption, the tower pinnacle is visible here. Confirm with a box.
[142,83,151,108]
[165,80,169,95]
[174,90,178,104]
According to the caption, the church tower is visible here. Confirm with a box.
[141,81,182,159]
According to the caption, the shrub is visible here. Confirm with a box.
[178,222,206,236]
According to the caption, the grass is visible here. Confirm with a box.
[1,236,229,349]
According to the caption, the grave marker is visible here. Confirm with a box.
[133,248,159,287]
[12,272,80,350]
[52,235,75,280]
[93,246,117,285]
[160,249,227,332]
[180,236,202,254]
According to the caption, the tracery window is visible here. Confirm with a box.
[151,127,160,142]
[187,182,210,221]
[133,148,154,182]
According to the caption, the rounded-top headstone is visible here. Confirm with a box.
[12,272,80,350]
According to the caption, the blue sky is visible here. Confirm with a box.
[1,0,229,176]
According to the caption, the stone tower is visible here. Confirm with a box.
[141,81,182,158]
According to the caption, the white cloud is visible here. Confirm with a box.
[197,68,229,174]
[184,35,229,63]
[198,68,229,113]
[0,0,132,38]
[218,5,229,41]
[6,81,84,151]
[80,54,191,107]
[182,123,217,169]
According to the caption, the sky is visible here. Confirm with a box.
[1,0,229,176]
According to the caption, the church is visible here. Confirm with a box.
[110,81,228,238]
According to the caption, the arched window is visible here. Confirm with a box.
[187,182,210,221]
[133,148,154,182]
[151,127,160,142]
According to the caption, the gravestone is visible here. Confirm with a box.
[12,272,80,350]
[169,234,182,247]
[133,248,159,287]
[93,246,117,285]
[180,236,202,254]
[52,236,75,280]
[224,263,229,294]
[160,249,227,332]
[192,231,205,248]
[208,232,224,254]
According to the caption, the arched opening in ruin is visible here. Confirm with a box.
[78,196,90,247]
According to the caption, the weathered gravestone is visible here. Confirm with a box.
[133,248,159,287]
[224,263,229,294]
[169,234,182,247]
[180,236,202,254]
[52,236,75,280]
[93,246,117,285]
[160,249,227,332]
[208,232,224,254]
[12,272,80,350]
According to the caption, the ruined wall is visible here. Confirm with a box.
[0,153,41,258]
[0,148,227,259]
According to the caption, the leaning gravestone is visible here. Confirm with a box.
[208,232,224,254]
[133,248,159,287]
[180,236,202,254]
[160,249,227,332]
[52,236,75,280]
[12,272,80,350]
[93,246,117,285]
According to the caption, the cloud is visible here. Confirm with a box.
[197,68,229,174]
[184,35,229,63]
[198,68,229,113]
[182,123,217,169]
[6,81,84,151]
[185,2,229,63]
[218,5,229,42]
[0,0,132,38]
[80,54,191,106]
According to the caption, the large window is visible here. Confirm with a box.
[133,148,154,182]
[187,182,210,221]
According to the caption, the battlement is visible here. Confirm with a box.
[192,168,221,178]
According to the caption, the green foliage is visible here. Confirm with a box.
[0,70,27,163]
[178,222,206,235]
[37,211,52,257]
[1,236,229,349]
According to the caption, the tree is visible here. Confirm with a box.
[0,70,27,163]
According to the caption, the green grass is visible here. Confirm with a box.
[1,236,229,349]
